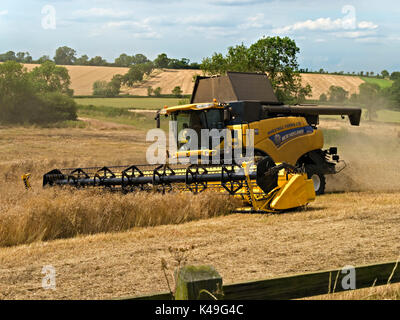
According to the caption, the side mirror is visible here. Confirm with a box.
[223,109,231,122]
[155,111,161,128]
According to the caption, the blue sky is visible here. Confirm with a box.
[0,0,399,72]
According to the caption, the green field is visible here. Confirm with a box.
[360,77,393,89]
[74,97,188,110]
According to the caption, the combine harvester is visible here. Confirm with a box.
[42,72,362,213]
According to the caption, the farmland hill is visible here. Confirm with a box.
[21,64,366,99]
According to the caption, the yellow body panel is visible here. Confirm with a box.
[227,117,324,165]
[270,173,316,210]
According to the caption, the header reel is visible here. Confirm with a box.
[42,156,316,213]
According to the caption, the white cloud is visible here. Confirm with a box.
[211,0,266,6]
[358,21,378,30]
[104,18,161,39]
[0,10,8,16]
[334,30,377,39]
[187,25,239,39]
[73,8,130,18]
[239,13,265,29]
[174,14,224,25]
[273,17,378,35]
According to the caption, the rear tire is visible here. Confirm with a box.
[305,165,326,195]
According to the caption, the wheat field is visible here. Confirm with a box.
[0,117,399,299]
[20,64,366,98]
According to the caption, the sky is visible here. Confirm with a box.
[0,0,399,73]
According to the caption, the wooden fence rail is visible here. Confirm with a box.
[121,260,400,300]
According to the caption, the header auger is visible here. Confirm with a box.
[43,157,316,213]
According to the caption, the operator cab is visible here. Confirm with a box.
[172,109,224,150]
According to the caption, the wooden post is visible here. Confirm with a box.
[174,265,223,300]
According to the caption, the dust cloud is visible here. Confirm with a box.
[321,119,400,192]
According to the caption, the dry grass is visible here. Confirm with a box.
[308,283,400,300]
[0,125,238,247]
[0,191,399,299]
[0,189,238,247]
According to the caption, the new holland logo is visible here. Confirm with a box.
[270,126,314,147]
[273,134,282,145]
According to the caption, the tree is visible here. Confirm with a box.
[381,70,389,79]
[93,75,122,97]
[328,86,349,103]
[172,86,183,98]
[122,65,144,87]
[115,53,133,67]
[200,36,311,104]
[16,52,32,63]
[108,74,122,96]
[93,80,108,96]
[88,56,108,66]
[390,72,400,81]
[201,53,228,75]
[54,46,77,65]
[115,53,149,67]
[132,54,149,65]
[358,82,386,121]
[154,53,170,69]
[0,61,76,124]
[138,61,154,76]
[189,62,201,69]
[30,61,73,96]
[37,55,52,64]
[319,93,328,102]
[0,51,16,62]
[153,87,162,97]
[389,79,400,110]
[147,86,153,96]
[75,55,89,66]
[168,58,191,69]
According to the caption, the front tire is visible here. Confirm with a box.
[305,165,326,195]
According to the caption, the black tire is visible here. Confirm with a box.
[305,165,326,195]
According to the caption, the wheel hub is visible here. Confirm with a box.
[311,174,321,191]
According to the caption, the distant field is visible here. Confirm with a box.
[75,97,186,110]
[22,64,130,96]
[20,64,376,99]
[320,108,400,123]
[360,77,394,88]
[374,109,400,122]
[300,73,365,100]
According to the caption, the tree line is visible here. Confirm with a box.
[299,68,398,80]
[200,36,312,104]
[0,47,200,69]
[0,61,77,125]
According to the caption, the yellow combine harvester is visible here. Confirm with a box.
[42,72,361,213]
